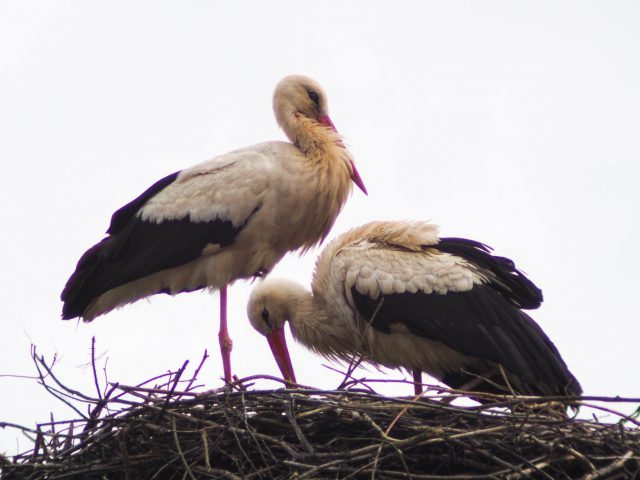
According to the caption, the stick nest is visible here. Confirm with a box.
[1,349,639,479]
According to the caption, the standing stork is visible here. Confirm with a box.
[247,221,582,398]
[61,75,367,383]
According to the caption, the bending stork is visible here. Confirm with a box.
[247,221,582,398]
[61,75,366,383]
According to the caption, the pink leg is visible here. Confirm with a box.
[413,369,423,396]
[218,287,233,383]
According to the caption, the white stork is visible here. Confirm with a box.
[247,221,582,398]
[61,75,366,383]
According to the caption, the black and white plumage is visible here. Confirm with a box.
[247,221,582,398]
[61,75,367,382]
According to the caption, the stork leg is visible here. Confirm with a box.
[218,286,233,383]
[412,369,423,396]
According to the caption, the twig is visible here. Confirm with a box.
[581,450,635,480]
[160,359,189,415]
[324,363,377,393]
[285,396,314,454]
[185,349,209,392]
[118,427,133,480]
[171,417,197,480]
[90,337,103,401]
[201,429,211,471]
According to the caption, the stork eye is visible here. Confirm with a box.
[307,90,320,105]
[261,308,271,326]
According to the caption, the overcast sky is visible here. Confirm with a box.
[1,1,639,455]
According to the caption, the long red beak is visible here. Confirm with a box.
[349,160,368,195]
[319,114,368,195]
[266,328,297,386]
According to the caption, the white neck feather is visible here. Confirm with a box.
[286,292,357,362]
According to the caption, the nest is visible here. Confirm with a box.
[1,346,639,479]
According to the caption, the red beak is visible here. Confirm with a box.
[349,160,368,195]
[266,328,297,386]
[319,114,368,195]
[319,114,336,130]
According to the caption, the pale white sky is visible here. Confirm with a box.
[1,1,639,455]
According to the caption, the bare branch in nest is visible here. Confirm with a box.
[1,347,639,479]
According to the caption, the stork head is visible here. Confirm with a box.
[273,75,331,135]
[247,279,308,386]
[273,75,367,194]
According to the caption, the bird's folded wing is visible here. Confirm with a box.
[336,244,574,389]
[137,150,273,227]
[61,152,272,314]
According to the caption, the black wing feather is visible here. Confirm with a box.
[62,207,259,319]
[351,285,581,396]
[431,237,543,309]
[107,170,180,235]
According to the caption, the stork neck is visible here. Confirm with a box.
[286,291,323,334]
[273,117,354,255]
[287,295,345,359]
[285,115,345,157]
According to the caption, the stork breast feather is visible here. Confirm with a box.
[342,248,481,301]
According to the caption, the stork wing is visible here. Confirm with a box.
[337,241,580,395]
[61,151,271,319]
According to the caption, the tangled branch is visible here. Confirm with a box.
[1,344,638,479]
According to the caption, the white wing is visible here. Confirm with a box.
[335,241,486,303]
[138,143,289,226]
